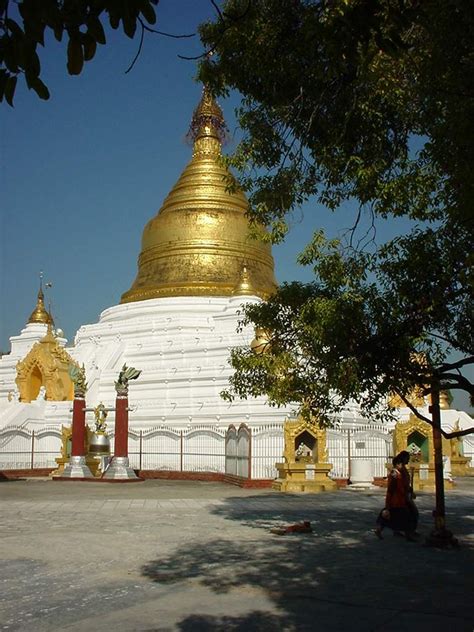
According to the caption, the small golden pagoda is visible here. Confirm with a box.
[448,420,474,477]
[27,282,54,326]
[393,414,455,491]
[121,86,277,303]
[273,417,337,493]
[16,326,76,402]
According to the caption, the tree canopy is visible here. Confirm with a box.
[0,0,192,105]
[198,0,474,436]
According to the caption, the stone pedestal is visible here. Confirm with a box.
[102,456,137,479]
[348,459,376,490]
[410,462,436,492]
[273,461,336,492]
[61,455,94,478]
[451,456,474,477]
[272,417,337,493]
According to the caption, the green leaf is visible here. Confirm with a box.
[53,24,63,42]
[0,70,7,101]
[4,74,17,106]
[28,50,41,77]
[122,15,137,39]
[87,17,106,45]
[140,1,157,25]
[108,11,120,30]
[67,36,84,75]
[6,18,24,38]
[3,39,19,73]
[82,34,97,62]
[29,76,50,100]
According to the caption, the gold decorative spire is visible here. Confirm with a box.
[186,84,228,147]
[439,390,450,409]
[233,266,256,296]
[28,277,54,325]
[121,86,277,303]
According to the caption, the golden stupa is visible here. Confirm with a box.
[28,282,54,325]
[121,87,277,303]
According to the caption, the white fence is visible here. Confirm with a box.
[327,425,394,479]
[0,425,62,469]
[1,422,471,479]
[127,425,227,473]
[251,424,285,479]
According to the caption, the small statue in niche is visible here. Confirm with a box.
[407,442,422,463]
[36,385,47,401]
[295,442,312,463]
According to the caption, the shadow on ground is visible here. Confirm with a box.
[141,491,474,631]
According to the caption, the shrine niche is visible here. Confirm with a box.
[272,418,337,493]
[16,328,77,402]
[448,421,474,477]
[393,414,454,491]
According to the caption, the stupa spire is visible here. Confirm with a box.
[120,85,277,304]
[28,273,54,325]
[186,85,228,152]
[233,266,256,296]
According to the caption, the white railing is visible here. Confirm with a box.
[251,424,285,479]
[327,425,393,479]
[2,421,469,480]
[0,425,62,469]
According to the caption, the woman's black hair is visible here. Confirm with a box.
[398,450,410,463]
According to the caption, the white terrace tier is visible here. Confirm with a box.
[67,295,288,427]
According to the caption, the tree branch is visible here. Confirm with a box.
[125,18,195,74]
[140,19,195,39]
[125,20,145,74]
[393,389,474,439]
[437,355,474,374]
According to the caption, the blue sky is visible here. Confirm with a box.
[1,1,471,412]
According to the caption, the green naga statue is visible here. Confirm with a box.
[68,364,87,398]
[114,364,141,396]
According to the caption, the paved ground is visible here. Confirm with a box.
[1,477,473,632]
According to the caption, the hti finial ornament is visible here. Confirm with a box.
[186,85,228,145]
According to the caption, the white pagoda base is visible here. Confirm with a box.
[1,296,472,478]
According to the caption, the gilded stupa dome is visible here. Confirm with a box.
[121,87,277,303]
[28,283,54,325]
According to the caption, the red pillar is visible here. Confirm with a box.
[71,397,86,457]
[114,396,129,458]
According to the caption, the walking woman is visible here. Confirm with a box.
[375,451,418,541]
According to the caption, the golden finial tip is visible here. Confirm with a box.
[187,85,227,145]
[233,266,256,296]
[28,280,53,325]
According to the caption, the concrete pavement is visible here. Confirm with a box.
[1,477,473,631]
